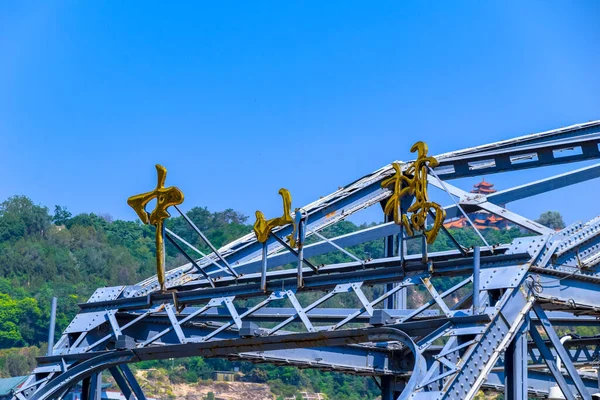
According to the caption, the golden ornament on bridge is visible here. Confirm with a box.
[253,188,297,247]
[381,141,445,245]
[127,164,184,292]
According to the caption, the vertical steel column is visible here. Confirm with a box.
[297,219,306,289]
[421,233,428,263]
[81,377,91,400]
[261,242,268,292]
[384,214,396,309]
[397,225,407,309]
[505,317,529,400]
[381,376,395,400]
[47,297,57,356]
[473,246,480,313]
[88,373,102,400]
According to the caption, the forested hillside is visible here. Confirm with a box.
[0,195,565,399]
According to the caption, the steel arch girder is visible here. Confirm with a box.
[30,328,419,400]
[29,352,136,400]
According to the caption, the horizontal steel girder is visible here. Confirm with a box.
[78,250,530,312]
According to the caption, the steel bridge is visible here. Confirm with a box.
[14,121,600,400]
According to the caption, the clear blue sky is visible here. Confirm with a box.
[1,1,599,226]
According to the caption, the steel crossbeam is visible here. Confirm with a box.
[15,120,600,400]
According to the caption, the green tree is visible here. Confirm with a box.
[0,294,45,347]
[536,211,565,230]
[3,347,40,377]
[0,196,51,239]
[52,205,72,226]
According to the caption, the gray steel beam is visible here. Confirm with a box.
[485,368,599,397]
[476,201,554,234]
[108,367,133,400]
[439,162,600,221]
[79,250,527,313]
[81,376,90,400]
[429,176,554,234]
[200,221,401,278]
[384,213,396,310]
[532,304,591,400]
[490,163,600,206]
[532,269,600,311]
[530,325,578,400]
[32,328,418,400]
[127,307,600,327]
[41,317,488,365]
[88,373,102,400]
[120,365,147,400]
[381,376,396,400]
[433,128,600,180]
[504,317,528,400]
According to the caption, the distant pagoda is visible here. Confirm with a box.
[444,178,510,230]
[471,179,496,195]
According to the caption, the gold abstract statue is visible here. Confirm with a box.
[381,141,446,244]
[127,164,184,291]
[254,188,296,246]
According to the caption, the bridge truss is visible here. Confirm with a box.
[14,120,600,400]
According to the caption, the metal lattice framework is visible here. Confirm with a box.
[14,121,600,400]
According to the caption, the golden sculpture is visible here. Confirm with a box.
[254,188,296,246]
[127,164,184,291]
[381,141,445,244]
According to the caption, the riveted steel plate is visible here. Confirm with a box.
[64,311,111,334]
[480,265,528,290]
[87,286,125,303]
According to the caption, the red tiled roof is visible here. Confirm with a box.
[473,179,494,188]
[444,220,466,228]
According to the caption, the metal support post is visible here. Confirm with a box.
[88,373,102,400]
[261,242,268,292]
[297,219,306,289]
[398,225,407,309]
[381,376,395,400]
[421,233,428,263]
[47,297,57,356]
[81,377,91,400]
[384,214,396,310]
[473,246,480,313]
[505,317,528,400]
